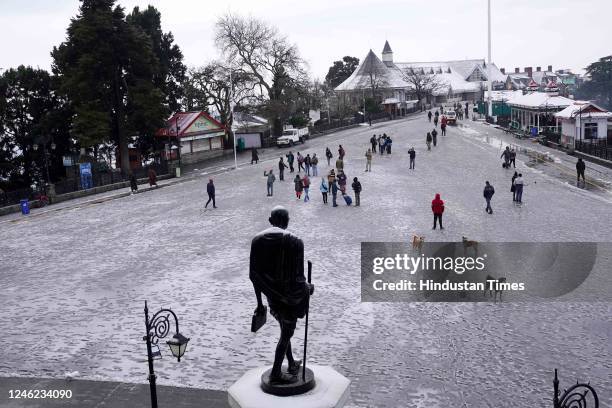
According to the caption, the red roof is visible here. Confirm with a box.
[156,111,226,138]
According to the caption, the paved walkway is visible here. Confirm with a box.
[0,377,229,408]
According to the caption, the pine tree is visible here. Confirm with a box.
[52,0,166,174]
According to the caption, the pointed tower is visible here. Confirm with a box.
[382,40,394,67]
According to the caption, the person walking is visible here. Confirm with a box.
[501,146,511,168]
[408,147,416,169]
[311,153,319,176]
[483,181,495,214]
[433,115,439,127]
[509,149,516,168]
[378,136,384,156]
[370,135,377,153]
[352,177,362,206]
[511,171,518,202]
[386,137,392,154]
[426,132,432,151]
[205,178,217,208]
[431,193,445,230]
[431,128,438,147]
[286,151,295,173]
[294,174,303,200]
[336,157,344,172]
[576,158,586,185]
[325,147,333,166]
[330,179,339,207]
[428,110,432,122]
[148,167,158,187]
[319,177,329,204]
[297,152,304,173]
[514,173,524,204]
[304,154,312,176]
[441,120,447,136]
[278,157,287,181]
[129,173,138,194]
[365,148,372,172]
[264,169,276,196]
[337,169,347,194]
[251,148,259,164]
[302,174,310,202]
[338,145,346,160]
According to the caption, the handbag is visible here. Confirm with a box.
[251,305,267,332]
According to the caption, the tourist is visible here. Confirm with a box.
[431,193,445,230]
[352,177,362,206]
[205,179,216,209]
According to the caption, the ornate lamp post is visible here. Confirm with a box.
[553,369,599,408]
[143,301,190,408]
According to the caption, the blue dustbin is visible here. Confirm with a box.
[20,199,30,215]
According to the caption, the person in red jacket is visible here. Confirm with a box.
[431,193,445,230]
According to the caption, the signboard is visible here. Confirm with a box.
[63,156,74,167]
[184,115,219,133]
[79,163,93,190]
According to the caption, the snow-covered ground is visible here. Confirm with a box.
[1,113,611,407]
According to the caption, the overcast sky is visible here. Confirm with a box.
[1,0,610,79]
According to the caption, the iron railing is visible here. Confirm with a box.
[575,140,611,161]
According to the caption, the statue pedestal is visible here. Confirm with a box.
[228,365,350,408]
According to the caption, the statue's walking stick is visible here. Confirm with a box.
[302,260,312,382]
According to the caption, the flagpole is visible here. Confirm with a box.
[487,0,493,118]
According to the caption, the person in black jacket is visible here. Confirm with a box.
[351,177,362,206]
[408,147,416,169]
[205,179,216,208]
[278,158,288,181]
[576,158,586,185]
[251,148,259,164]
[483,181,495,214]
[129,174,138,194]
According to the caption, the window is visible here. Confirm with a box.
[584,123,598,140]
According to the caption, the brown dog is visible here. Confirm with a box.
[462,236,478,255]
[412,235,425,251]
[484,275,507,302]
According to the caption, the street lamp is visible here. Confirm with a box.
[33,139,56,187]
[143,301,190,408]
[228,64,238,170]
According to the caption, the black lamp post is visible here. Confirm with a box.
[143,301,190,408]
[33,139,56,188]
[175,119,182,170]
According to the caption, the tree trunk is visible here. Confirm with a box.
[113,67,130,176]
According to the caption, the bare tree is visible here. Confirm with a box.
[215,13,308,135]
[402,68,445,109]
[185,62,257,145]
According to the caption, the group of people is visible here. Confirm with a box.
[500,146,517,168]
[369,134,393,155]
[276,151,321,181]
[263,144,361,207]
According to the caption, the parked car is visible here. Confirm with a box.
[444,109,457,125]
[276,127,309,147]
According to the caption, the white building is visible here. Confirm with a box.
[334,41,507,113]
[555,101,612,148]
[506,83,574,134]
